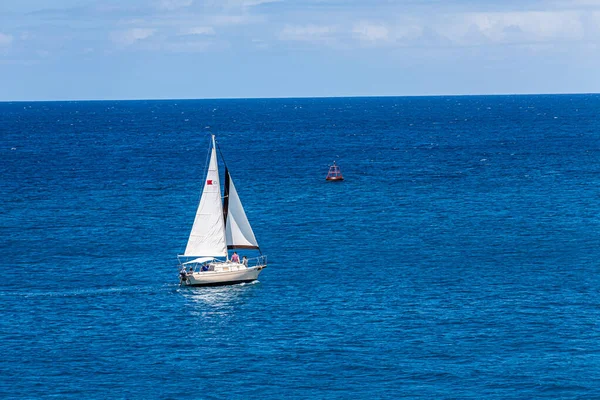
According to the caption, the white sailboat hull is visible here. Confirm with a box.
[181,265,265,287]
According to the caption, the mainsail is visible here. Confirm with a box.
[183,136,228,257]
[224,169,260,250]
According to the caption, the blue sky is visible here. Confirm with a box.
[1,0,599,100]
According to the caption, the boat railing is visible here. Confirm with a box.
[179,255,267,273]
[246,255,267,267]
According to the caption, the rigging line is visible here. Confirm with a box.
[194,135,213,202]
[200,134,212,185]
[215,138,229,172]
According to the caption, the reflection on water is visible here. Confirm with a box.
[178,281,261,318]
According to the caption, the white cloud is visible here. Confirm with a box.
[274,7,596,49]
[0,32,14,47]
[590,10,600,30]
[231,0,280,6]
[156,0,194,11]
[209,15,264,25]
[182,26,216,35]
[7,0,600,59]
[208,0,280,8]
[247,0,279,5]
[110,28,156,46]
[550,0,600,9]
[392,23,424,42]
[410,10,588,46]
[500,11,583,40]
[161,41,212,52]
[352,22,389,43]
[251,38,269,49]
[279,24,338,42]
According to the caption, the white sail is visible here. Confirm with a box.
[225,172,260,249]
[184,136,228,257]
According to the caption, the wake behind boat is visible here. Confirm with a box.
[178,135,267,287]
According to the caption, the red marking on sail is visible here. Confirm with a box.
[206,179,213,185]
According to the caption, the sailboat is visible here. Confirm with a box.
[178,135,267,287]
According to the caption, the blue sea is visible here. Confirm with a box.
[2,95,600,399]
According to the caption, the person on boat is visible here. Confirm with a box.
[242,256,248,267]
[179,266,188,279]
[188,266,194,274]
[231,252,240,263]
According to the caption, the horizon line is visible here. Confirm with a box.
[1,91,598,103]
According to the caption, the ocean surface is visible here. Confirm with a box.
[2,94,600,399]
